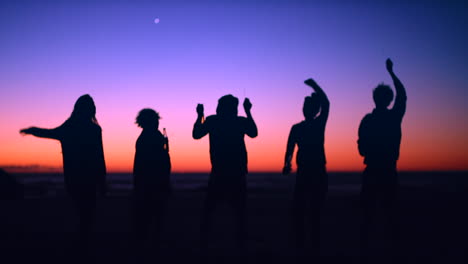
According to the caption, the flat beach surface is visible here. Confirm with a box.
[1,172,467,263]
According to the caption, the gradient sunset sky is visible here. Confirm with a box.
[1,0,467,173]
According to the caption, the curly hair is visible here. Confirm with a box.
[373,83,394,108]
[136,108,160,129]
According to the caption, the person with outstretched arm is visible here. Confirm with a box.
[20,94,106,250]
[283,78,329,256]
[358,58,407,256]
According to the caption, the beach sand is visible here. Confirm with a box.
[1,172,467,263]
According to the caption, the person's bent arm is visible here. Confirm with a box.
[192,104,209,139]
[243,98,258,138]
[283,126,296,175]
[97,128,107,196]
[305,78,330,124]
[387,58,407,119]
[357,115,371,157]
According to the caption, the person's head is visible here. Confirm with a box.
[70,94,98,123]
[216,94,238,117]
[373,83,394,109]
[303,93,321,120]
[136,108,160,130]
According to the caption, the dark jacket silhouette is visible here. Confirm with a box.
[20,94,106,244]
[283,78,329,253]
[284,79,329,171]
[25,119,106,195]
[132,108,171,247]
[358,58,407,255]
[133,113,171,193]
[358,70,406,168]
[193,95,257,181]
[193,94,257,250]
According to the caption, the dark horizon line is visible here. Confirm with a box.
[7,169,468,175]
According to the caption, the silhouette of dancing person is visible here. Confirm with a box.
[132,108,171,251]
[193,95,258,252]
[358,58,407,255]
[283,78,329,256]
[20,94,106,248]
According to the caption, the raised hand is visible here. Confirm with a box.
[196,104,204,116]
[304,78,319,89]
[386,58,394,73]
[243,98,252,113]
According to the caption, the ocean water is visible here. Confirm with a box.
[11,171,467,199]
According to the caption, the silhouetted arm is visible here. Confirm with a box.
[19,126,63,140]
[305,78,329,125]
[387,59,407,119]
[357,115,371,157]
[243,98,258,138]
[283,126,297,175]
[97,128,107,196]
[192,104,209,139]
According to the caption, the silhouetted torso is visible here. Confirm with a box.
[48,119,106,193]
[193,96,257,250]
[283,79,330,254]
[203,115,252,176]
[291,119,327,168]
[133,129,171,192]
[358,59,407,255]
[359,107,404,168]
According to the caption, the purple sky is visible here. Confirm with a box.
[1,0,467,172]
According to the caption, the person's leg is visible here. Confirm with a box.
[72,190,97,251]
[293,172,307,251]
[200,185,218,251]
[132,191,152,247]
[381,167,400,257]
[309,168,328,257]
[230,182,247,251]
[151,193,169,248]
[360,167,377,256]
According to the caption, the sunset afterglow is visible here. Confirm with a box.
[1,0,467,173]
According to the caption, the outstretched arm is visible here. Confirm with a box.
[387,58,407,119]
[305,78,330,124]
[192,104,209,139]
[243,98,258,138]
[283,126,296,175]
[19,126,62,140]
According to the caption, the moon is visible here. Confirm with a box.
[154,18,160,24]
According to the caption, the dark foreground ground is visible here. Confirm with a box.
[1,172,468,263]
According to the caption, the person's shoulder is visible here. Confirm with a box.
[361,113,374,122]
[289,121,304,133]
[294,121,306,128]
[205,115,217,122]
[155,130,165,140]
[136,132,144,145]
[92,123,102,132]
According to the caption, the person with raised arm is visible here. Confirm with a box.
[20,94,106,249]
[193,95,257,254]
[358,58,407,256]
[283,78,330,256]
